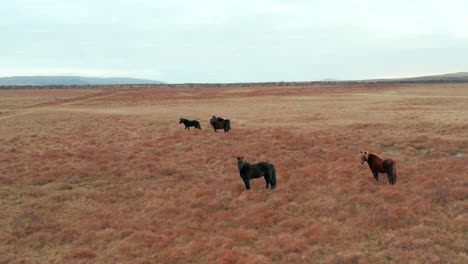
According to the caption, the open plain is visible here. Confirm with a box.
[0,83,467,263]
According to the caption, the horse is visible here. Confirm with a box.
[210,115,230,132]
[179,118,201,130]
[237,157,276,190]
[360,151,397,185]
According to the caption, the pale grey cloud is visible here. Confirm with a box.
[0,0,467,82]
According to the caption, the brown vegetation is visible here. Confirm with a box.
[0,83,467,263]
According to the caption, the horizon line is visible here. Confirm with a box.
[0,71,467,85]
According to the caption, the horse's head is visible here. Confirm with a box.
[210,116,217,125]
[237,156,247,170]
[179,118,184,124]
[360,151,369,164]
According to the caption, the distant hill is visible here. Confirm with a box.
[0,76,165,86]
[320,78,341,82]
[363,72,468,83]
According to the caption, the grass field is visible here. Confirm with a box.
[0,83,467,263]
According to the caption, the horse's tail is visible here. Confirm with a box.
[225,119,231,131]
[196,121,201,129]
[392,162,397,185]
[270,166,277,189]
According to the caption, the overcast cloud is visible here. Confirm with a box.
[1,0,467,83]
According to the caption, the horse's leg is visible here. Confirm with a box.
[372,169,379,182]
[387,172,393,184]
[264,176,269,189]
[243,179,250,190]
[388,170,397,185]
[391,164,397,185]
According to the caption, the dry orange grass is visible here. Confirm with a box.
[0,83,467,263]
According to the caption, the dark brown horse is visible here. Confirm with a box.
[237,157,276,190]
[179,118,201,130]
[210,115,231,132]
[360,151,397,185]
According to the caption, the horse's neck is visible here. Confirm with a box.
[241,163,251,171]
[368,154,381,164]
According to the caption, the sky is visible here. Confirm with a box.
[1,0,467,83]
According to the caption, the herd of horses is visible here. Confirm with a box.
[179,115,230,132]
[180,116,398,190]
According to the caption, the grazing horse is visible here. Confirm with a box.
[179,118,201,130]
[360,151,397,185]
[237,157,276,190]
[210,115,231,132]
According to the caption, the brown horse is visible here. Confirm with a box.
[210,115,231,132]
[360,151,397,185]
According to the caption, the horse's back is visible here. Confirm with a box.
[257,162,274,172]
[257,161,273,167]
[243,162,273,177]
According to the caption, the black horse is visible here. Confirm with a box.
[237,157,276,190]
[179,118,201,130]
[210,115,230,132]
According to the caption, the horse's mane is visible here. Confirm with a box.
[210,116,224,123]
[367,153,381,162]
[242,161,250,167]
[239,158,250,169]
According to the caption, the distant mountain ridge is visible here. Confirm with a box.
[0,76,165,86]
[363,72,468,82]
